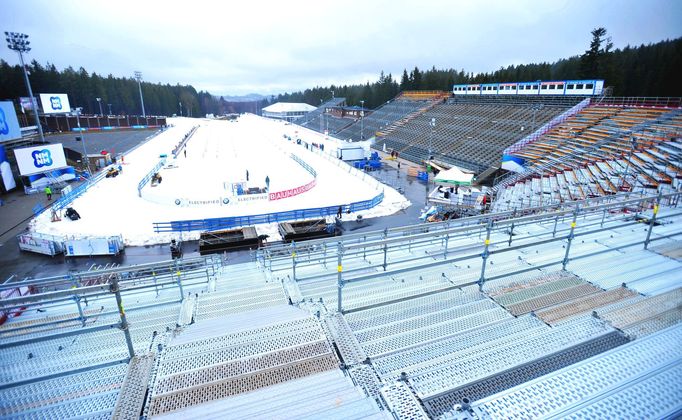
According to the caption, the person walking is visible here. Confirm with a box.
[45,186,52,201]
[184,149,187,158]
[337,206,343,218]
[265,175,270,191]
[246,170,249,181]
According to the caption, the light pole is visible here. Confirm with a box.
[531,104,543,132]
[134,71,146,118]
[619,135,637,191]
[429,117,435,161]
[360,100,364,140]
[96,97,103,116]
[74,108,92,175]
[5,32,45,142]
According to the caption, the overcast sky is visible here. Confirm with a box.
[2,0,681,96]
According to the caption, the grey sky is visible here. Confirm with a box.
[2,0,681,95]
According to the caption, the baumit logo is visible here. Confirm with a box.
[0,107,9,135]
[32,149,53,168]
[50,96,62,110]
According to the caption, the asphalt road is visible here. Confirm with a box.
[44,129,160,159]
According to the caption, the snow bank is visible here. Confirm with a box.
[30,115,410,246]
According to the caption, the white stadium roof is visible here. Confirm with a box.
[262,102,316,113]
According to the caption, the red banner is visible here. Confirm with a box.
[269,179,316,201]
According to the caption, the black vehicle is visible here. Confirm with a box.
[170,239,183,259]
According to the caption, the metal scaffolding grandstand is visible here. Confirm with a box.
[1,192,680,418]
[493,101,682,212]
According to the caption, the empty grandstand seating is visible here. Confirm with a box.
[297,97,435,142]
[493,104,682,211]
[376,96,582,172]
[146,306,349,417]
[295,97,346,128]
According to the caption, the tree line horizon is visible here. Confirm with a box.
[0,29,679,118]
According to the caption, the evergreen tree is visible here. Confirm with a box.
[400,69,410,90]
[580,27,613,79]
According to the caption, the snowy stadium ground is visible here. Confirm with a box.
[30,114,410,246]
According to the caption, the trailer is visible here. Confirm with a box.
[336,145,366,161]
[278,219,339,243]
[198,227,261,255]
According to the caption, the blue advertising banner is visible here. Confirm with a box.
[0,101,22,142]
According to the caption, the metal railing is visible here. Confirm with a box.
[258,191,653,272]
[137,158,166,197]
[0,255,220,293]
[0,255,222,363]
[503,98,590,155]
[330,191,680,312]
[594,97,682,108]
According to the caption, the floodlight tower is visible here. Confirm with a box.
[96,97,103,116]
[74,107,92,175]
[134,71,146,118]
[5,31,44,142]
[429,117,436,161]
[360,100,365,140]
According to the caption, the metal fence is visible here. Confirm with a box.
[290,153,317,177]
[52,170,109,212]
[137,158,167,197]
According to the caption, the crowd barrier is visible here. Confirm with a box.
[137,158,167,197]
[153,191,384,233]
[52,170,108,212]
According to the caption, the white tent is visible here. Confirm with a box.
[434,166,474,186]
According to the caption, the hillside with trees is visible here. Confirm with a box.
[278,31,682,108]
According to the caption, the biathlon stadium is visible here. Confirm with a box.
[1,73,681,418]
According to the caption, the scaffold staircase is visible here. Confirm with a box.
[377,93,448,138]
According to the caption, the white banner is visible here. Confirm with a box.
[0,101,22,142]
[14,143,68,176]
[39,93,71,114]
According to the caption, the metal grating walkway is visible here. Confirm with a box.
[471,324,682,420]
[598,287,682,334]
[411,318,628,417]
[380,382,430,420]
[536,287,639,325]
[111,352,156,419]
